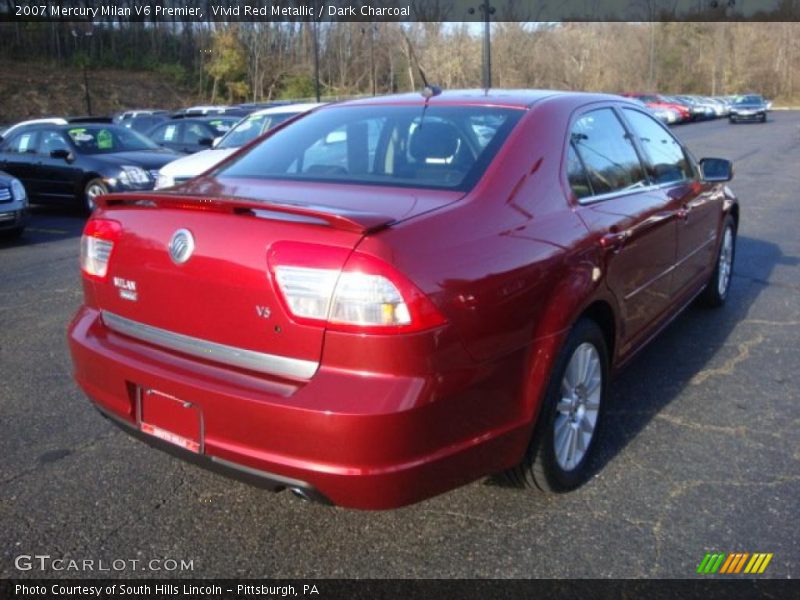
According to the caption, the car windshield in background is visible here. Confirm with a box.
[66,125,160,154]
[216,112,299,149]
[215,105,523,191]
[205,118,239,135]
[735,95,764,104]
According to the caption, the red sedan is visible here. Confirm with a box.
[68,90,739,509]
[623,93,693,122]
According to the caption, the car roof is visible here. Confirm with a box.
[331,89,621,109]
[250,102,326,116]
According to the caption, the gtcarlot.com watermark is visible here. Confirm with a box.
[14,554,194,573]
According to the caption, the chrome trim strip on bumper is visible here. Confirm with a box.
[101,310,318,380]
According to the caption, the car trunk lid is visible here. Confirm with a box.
[87,183,461,380]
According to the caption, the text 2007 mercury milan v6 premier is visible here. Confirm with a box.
[68,90,739,509]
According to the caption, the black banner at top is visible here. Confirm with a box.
[2,0,800,23]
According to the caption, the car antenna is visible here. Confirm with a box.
[400,29,442,129]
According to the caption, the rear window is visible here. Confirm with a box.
[217,112,299,149]
[214,105,523,191]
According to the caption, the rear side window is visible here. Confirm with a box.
[151,123,180,143]
[215,105,523,192]
[570,108,647,196]
[622,109,693,184]
[3,131,39,154]
[566,144,592,199]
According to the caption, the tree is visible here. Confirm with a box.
[205,27,249,103]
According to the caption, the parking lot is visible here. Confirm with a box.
[1,112,798,579]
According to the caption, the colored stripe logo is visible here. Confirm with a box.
[697,552,773,574]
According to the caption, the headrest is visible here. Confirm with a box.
[409,121,460,163]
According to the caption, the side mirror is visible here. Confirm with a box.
[700,157,733,182]
[211,136,221,148]
[50,149,74,162]
[198,137,214,148]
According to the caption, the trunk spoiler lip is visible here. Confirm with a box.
[96,191,397,234]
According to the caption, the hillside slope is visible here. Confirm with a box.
[0,60,202,125]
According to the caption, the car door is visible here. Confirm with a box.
[569,106,679,356]
[34,128,82,202]
[620,107,721,298]
[0,130,41,198]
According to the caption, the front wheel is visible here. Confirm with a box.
[83,178,108,214]
[699,215,736,307]
[505,318,609,493]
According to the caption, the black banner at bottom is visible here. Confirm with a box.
[1,579,797,600]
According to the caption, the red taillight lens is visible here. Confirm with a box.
[80,219,122,281]
[268,242,446,334]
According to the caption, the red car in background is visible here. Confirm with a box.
[623,93,692,122]
[69,90,739,509]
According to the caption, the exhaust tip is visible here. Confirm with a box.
[289,487,311,502]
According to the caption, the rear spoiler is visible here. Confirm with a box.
[96,192,396,234]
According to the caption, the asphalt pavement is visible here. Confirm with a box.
[1,113,798,579]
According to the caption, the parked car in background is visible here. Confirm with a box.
[623,94,692,122]
[121,113,171,135]
[145,116,240,155]
[729,95,768,123]
[0,170,29,238]
[0,122,179,212]
[0,117,68,141]
[113,110,169,125]
[69,90,739,509]
[154,103,324,189]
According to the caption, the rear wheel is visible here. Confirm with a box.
[83,178,108,214]
[699,215,736,307]
[505,318,609,492]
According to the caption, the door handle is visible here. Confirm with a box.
[677,206,692,220]
[600,230,630,251]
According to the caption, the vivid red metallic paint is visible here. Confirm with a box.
[68,91,738,509]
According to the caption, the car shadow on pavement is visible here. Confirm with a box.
[488,234,795,489]
[0,205,85,248]
[586,235,795,481]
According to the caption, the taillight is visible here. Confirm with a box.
[268,242,446,334]
[80,219,122,281]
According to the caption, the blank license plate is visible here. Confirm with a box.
[139,389,202,454]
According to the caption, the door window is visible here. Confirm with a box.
[183,123,209,144]
[622,109,693,184]
[570,108,647,197]
[38,130,71,155]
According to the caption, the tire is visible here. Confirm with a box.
[699,215,736,308]
[83,178,108,214]
[729,117,736,124]
[760,114,767,123]
[505,318,609,493]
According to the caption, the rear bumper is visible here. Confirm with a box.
[68,306,533,509]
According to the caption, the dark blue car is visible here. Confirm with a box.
[0,170,29,237]
[0,123,179,212]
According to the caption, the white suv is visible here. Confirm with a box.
[155,103,324,190]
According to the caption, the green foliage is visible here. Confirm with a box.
[205,28,250,102]
[278,74,318,100]
[155,63,189,85]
